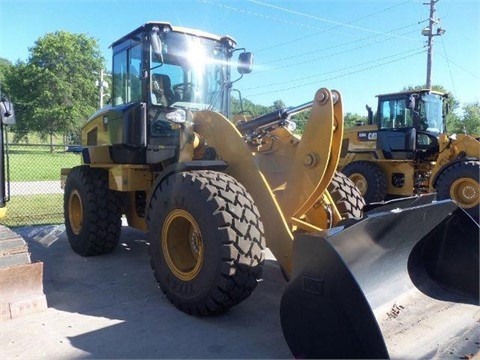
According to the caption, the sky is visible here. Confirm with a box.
[1,0,479,115]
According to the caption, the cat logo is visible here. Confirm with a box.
[358,131,377,141]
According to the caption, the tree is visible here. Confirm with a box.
[231,95,270,118]
[450,103,480,135]
[344,112,368,128]
[0,57,13,94]
[7,31,105,149]
[3,62,37,142]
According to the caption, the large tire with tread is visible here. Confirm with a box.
[147,170,265,316]
[281,172,365,282]
[64,166,122,256]
[341,161,387,204]
[328,171,366,219]
[435,160,479,222]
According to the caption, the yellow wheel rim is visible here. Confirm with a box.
[162,209,204,281]
[449,178,480,209]
[68,189,83,235]
[350,173,368,196]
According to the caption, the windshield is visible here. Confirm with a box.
[418,93,444,134]
[150,31,230,114]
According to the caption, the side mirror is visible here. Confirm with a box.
[238,52,253,74]
[150,27,164,63]
[0,97,15,125]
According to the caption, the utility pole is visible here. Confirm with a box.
[422,0,445,90]
[95,69,109,108]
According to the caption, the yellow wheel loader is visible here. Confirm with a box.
[0,97,47,320]
[61,23,479,358]
[338,90,479,222]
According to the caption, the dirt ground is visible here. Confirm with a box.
[0,224,293,359]
[1,223,479,359]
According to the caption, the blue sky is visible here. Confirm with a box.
[1,0,479,115]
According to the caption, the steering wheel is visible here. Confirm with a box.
[172,83,194,102]
[173,82,194,91]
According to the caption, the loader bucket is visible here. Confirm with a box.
[280,199,479,359]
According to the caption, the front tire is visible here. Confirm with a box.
[435,160,479,222]
[341,161,387,204]
[64,166,122,256]
[147,170,265,316]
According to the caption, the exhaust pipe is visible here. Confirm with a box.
[280,199,479,359]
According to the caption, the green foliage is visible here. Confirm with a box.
[448,102,480,135]
[0,57,13,94]
[344,112,368,128]
[291,110,310,134]
[231,96,270,118]
[3,31,105,143]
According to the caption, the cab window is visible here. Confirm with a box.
[112,43,143,106]
[379,99,413,129]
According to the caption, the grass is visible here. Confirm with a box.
[3,141,80,225]
[8,147,82,181]
[3,193,64,226]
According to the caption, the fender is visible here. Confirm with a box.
[144,160,229,219]
[432,156,479,188]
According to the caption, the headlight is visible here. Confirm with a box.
[286,120,297,132]
[165,109,186,123]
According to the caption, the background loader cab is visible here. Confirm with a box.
[339,89,479,221]
[370,90,445,160]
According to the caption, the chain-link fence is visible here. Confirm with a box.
[3,143,82,227]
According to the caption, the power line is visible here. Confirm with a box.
[260,21,424,66]
[248,0,419,41]
[436,49,480,79]
[243,49,426,98]
[439,37,457,97]
[256,27,422,72]
[252,0,420,54]
[202,0,422,55]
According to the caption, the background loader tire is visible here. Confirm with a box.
[147,170,265,316]
[341,161,387,204]
[64,166,122,256]
[328,171,366,219]
[435,160,479,222]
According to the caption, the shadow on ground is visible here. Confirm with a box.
[12,225,293,359]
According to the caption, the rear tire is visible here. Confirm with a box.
[64,166,122,256]
[435,160,479,222]
[147,170,265,316]
[341,161,387,204]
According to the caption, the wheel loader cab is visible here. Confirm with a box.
[82,22,253,166]
[375,91,444,160]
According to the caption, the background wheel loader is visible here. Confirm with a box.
[338,89,479,222]
[0,96,47,320]
[61,23,479,358]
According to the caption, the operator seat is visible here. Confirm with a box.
[152,74,175,106]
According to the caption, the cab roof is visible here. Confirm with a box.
[376,89,447,98]
[110,21,237,48]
